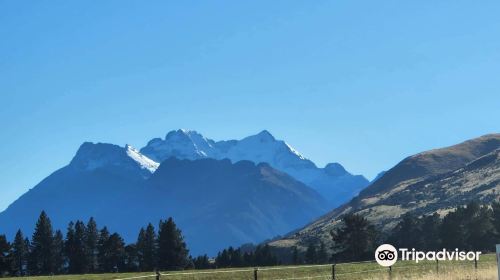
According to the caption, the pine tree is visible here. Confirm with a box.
[388,214,423,249]
[157,218,189,270]
[440,206,466,250]
[86,217,99,273]
[317,241,329,264]
[216,249,230,267]
[30,211,55,275]
[53,230,65,274]
[193,255,210,269]
[230,248,243,267]
[254,244,277,266]
[97,227,110,272]
[136,228,146,270]
[124,244,139,272]
[331,213,378,262]
[74,220,88,272]
[291,246,300,265]
[0,234,10,277]
[10,230,28,276]
[439,201,493,251]
[65,222,76,273]
[305,243,317,264]
[492,201,500,236]
[420,214,441,251]
[65,221,88,274]
[105,233,126,272]
[136,223,157,271]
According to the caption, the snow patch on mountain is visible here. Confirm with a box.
[71,142,158,178]
[125,145,159,173]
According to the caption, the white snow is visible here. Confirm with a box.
[126,145,160,173]
[140,130,316,176]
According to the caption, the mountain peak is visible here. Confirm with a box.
[324,162,348,176]
[360,133,500,197]
[255,130,275,141]
[141,129,213,162]
[165,129,198,140]
[71,142,158,176]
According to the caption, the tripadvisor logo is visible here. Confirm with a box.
[375,244,398,267]
[375,244,482,267]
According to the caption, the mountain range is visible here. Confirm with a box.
[140,129,369,206]
[269,133,500,253]
[0,130,365,255]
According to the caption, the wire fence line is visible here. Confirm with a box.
[113,275,158,280]
[112,259,498,280]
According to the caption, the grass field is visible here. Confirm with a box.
[3,254,498,280]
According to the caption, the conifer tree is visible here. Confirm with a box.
[136,223,157,271]
[157,218,189,270]
[388,214,423,249]
[124,244,139,272]
[0,234,10,277]
[30,211,55,275]
[64,222,76,272]
[491,201,500,236]
[104,233,126,272]
[86,217,99,273]
[465,203,495,251]
[53,230,65,274]
[97,227,110,272]
[317,241,329,264]
[10,230,28,276]
[254,244,278,266]
[420,214,441,251]
[291,246,300,265]
[331,213,378,262]
[305,243,317,264]
[136,228,146,270]
[65,221,88,273]
[216,249,230,267]
[193,255,210,269]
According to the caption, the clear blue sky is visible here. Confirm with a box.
[1,0,499,211]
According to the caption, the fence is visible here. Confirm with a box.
[114,257,498,280]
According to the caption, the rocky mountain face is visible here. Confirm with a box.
[141,129,369,206]
[269,134,500,252]
[0,142,328,255]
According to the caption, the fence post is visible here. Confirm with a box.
[496,244,500,280]
[389,265,392,279]
[254,267,258,280]
[474,256,478,270]
[156,270,161,280]
[436,259,439,273]
[331,263,336,280]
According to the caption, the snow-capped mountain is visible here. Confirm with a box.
[140,129,369,206]
[71,142,159,177]
[0,142,327,255]
[0,142,158,251]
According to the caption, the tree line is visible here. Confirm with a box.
[3,200,495,275]
[0,211,190,277]
[208,243,279,268]
[295,201,500,264]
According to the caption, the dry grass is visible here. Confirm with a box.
[3,254,497,280]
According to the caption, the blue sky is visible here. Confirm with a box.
[1,0,499,211]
